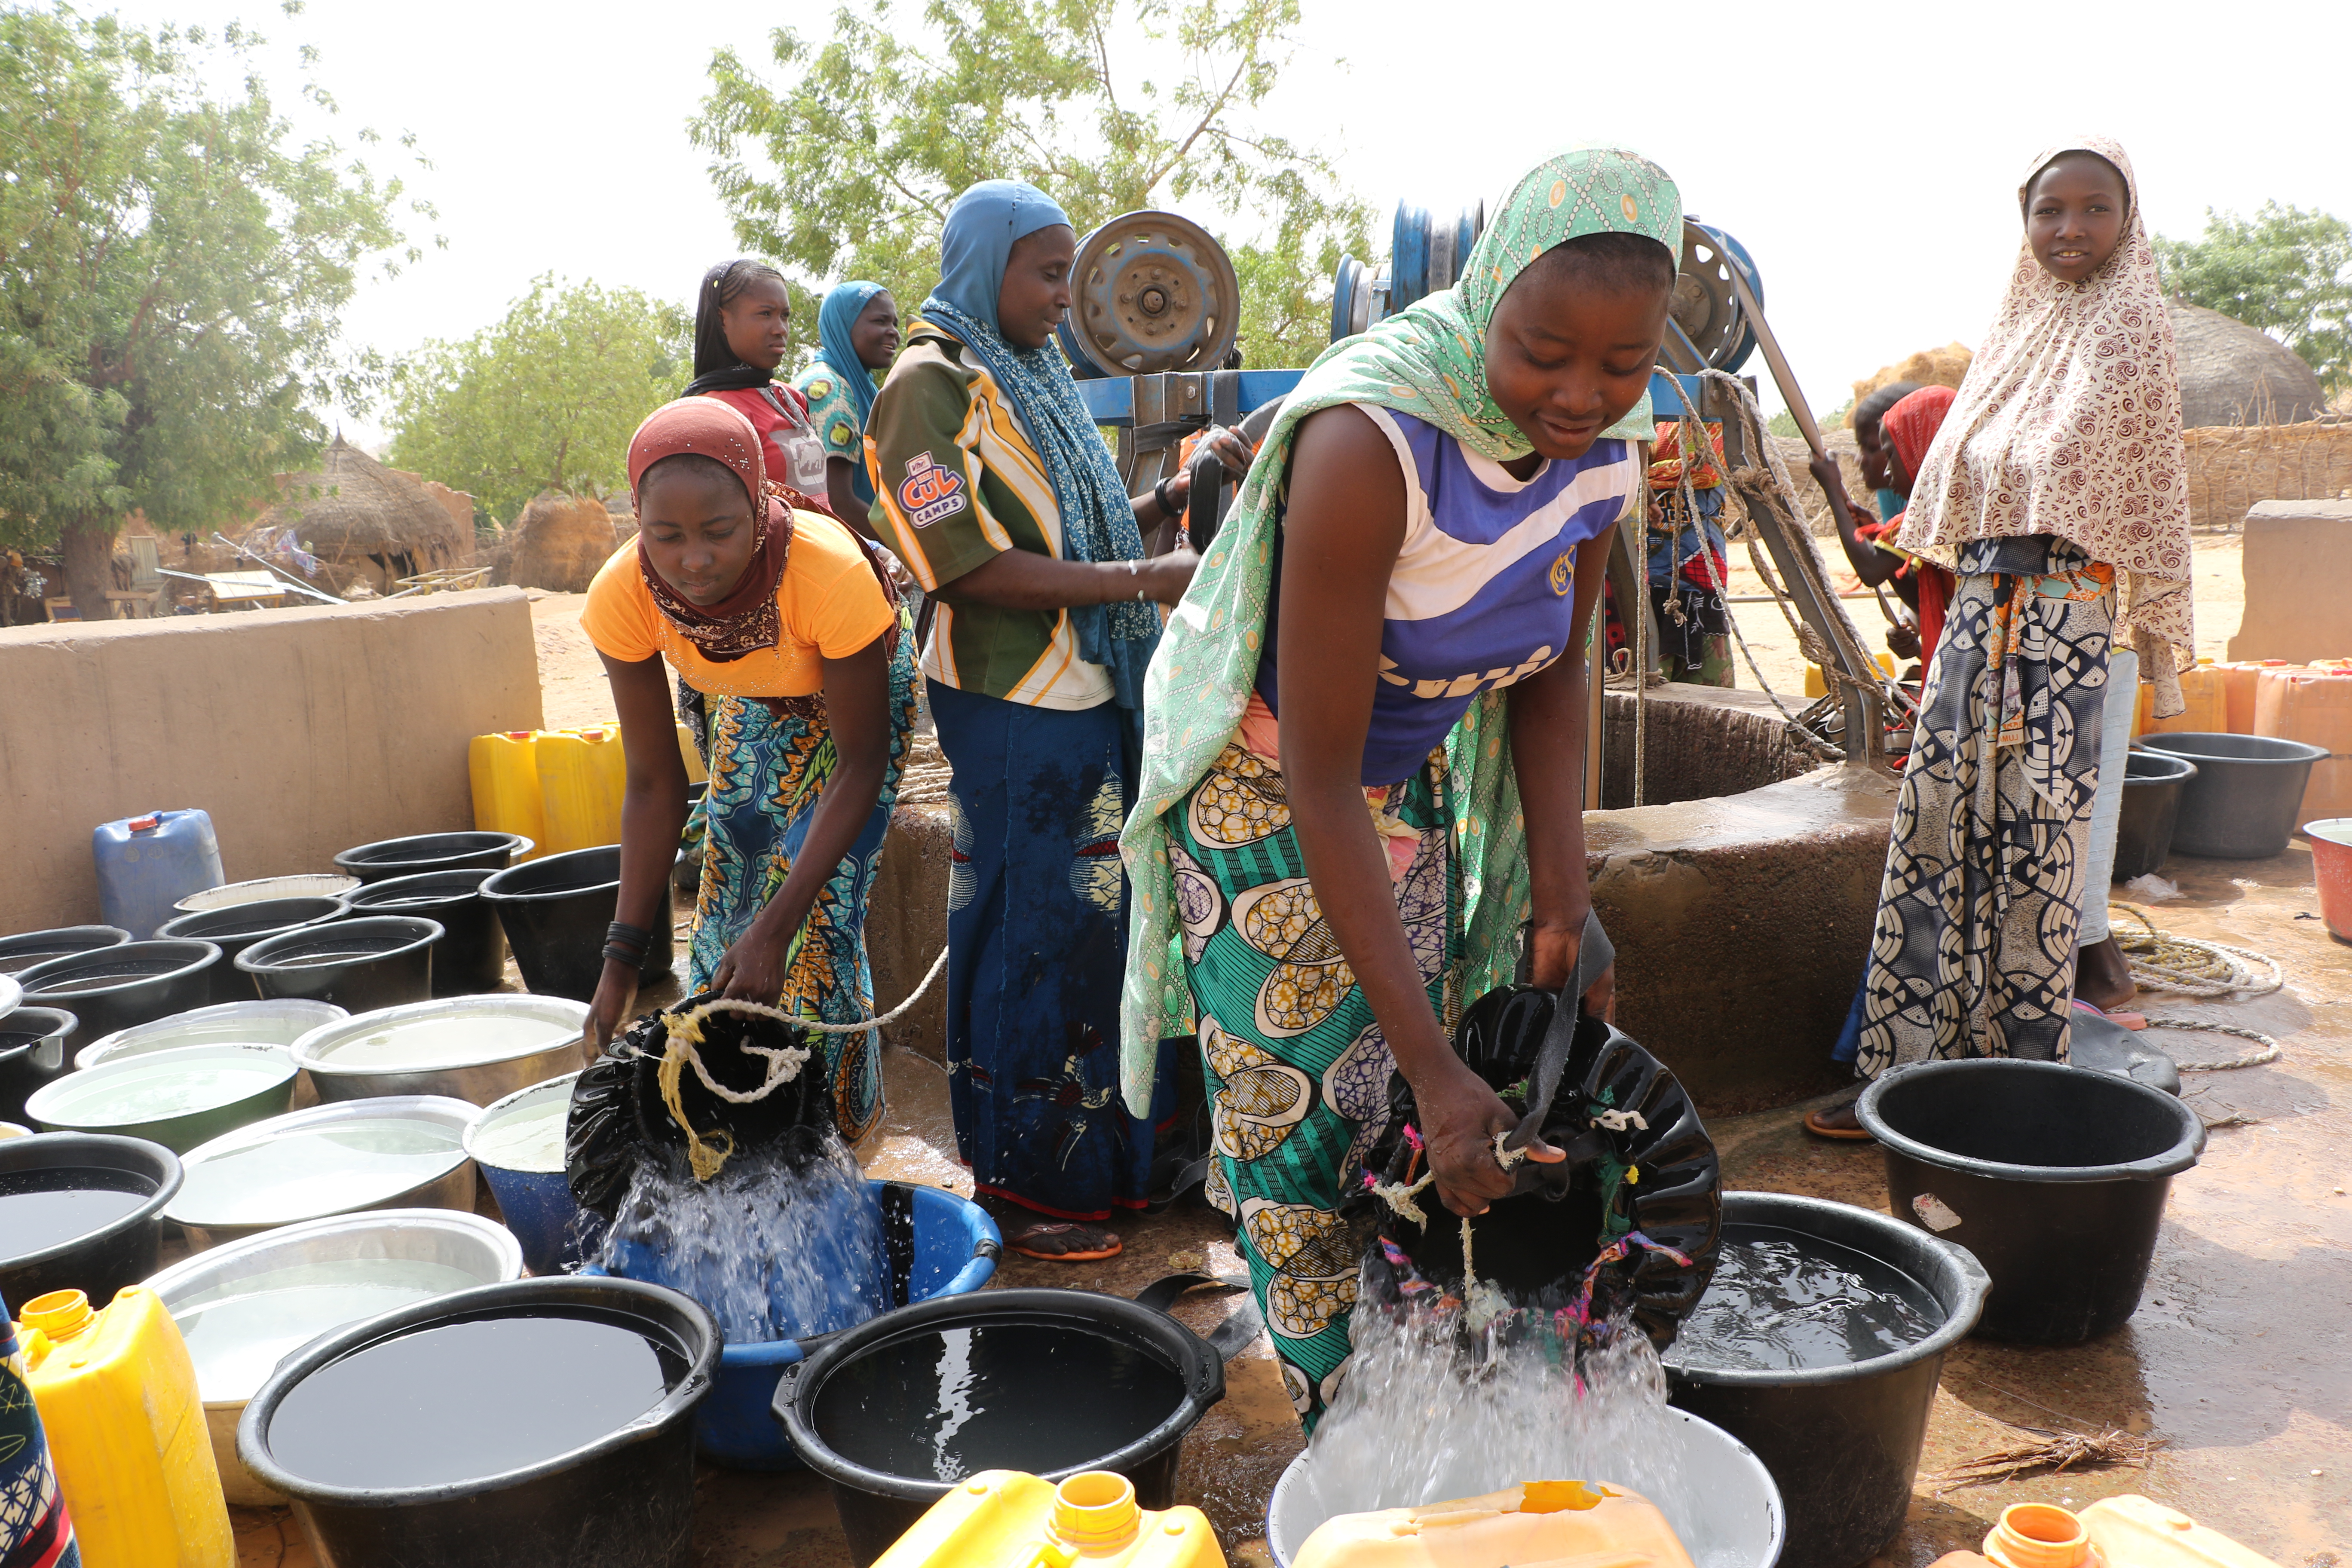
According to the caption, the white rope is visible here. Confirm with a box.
[1591,1108,1648,1133]
[794,943,952,1035]
[2139,1018,2282,1072]
[658,998,811,1105]
[1366,1169,1437,1227]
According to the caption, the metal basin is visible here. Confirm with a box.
[168,1095,478,1250]
[158,897,353,1007]
[76,1000,349,1072]
[28,1042,299,1154]
[291,995,589,1106]
[0,1006,75,1124]
[175,876,359,916]
[18,940,224,1049]
[141,1208,524,1505]
[333,832,532,885]
[0,926,130,977]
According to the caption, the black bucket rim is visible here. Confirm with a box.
[236,1275,720,1508]
[234,916,444,976]
[1664,1191,1991,1389]
[343,868,496,911]
[18,940,223,999]
[0,1008,79,1060]
[332,831,533,875]
[156,897,351,944]
[1856,1059,2205,1184]
[0,927,132,970]
[2137,732,2329,767]
[480,845,623,905]
[777,1286,1225,1502]
[0,1130,184,1276]
[2122,748,2199,784]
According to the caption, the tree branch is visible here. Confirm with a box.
[1141,50,1249,196]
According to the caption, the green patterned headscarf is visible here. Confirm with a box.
[1116,145,1682,1115]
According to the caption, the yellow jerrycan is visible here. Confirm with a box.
[873,1470,1225,1568]
[470,730,550,854]
[1293,1479,1696,1568]
[2136,660,2228,738]
[2255,666,2352,827]
[533,726,628,854]
[1980,1497,2279,1568]
[16,1287,232,1567]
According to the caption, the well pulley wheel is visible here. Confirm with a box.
[1059,210,1241,377]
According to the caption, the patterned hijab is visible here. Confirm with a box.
[815,279,888,430]
[918,181,1159,712]
[627,398,793,661]
[1896,137,2192,694]
[1115,145,1683,1115]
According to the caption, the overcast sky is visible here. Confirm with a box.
[103,0,2352,444]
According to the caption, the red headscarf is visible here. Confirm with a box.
[627,398,794,662]
[1882,386,1955,487]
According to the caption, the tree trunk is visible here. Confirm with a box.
[60,516,119,622]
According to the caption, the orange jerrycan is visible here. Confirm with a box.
[873,1469,1224,1568]
[470,730,550,855]
[17,1287,232,1567]
[2136,659,2227,737]
[2255,667,2352,827]
[2078,1494,2281,1568]
[2217,661,2295,734]
[1293,1479,1695,1568]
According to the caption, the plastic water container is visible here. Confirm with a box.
[93,810,224,938]
[16,1286,232,1566]
[1292,1481,1695,1568]
[2255,667,2352,829]
[2218,660,2297,734]
[470,726,706,862]
[1804,652,1899,698]
[875,1470,1224,1568]
[2136,660,2228,738]
[1981,1496,2279,1568]
[0,1291,80,1564]
[468,732,550,859]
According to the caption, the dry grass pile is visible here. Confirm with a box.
[1848,343,1975,424]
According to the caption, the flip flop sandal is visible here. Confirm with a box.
[1008,1223,1124,1263]
[1802,1106,1876,1142]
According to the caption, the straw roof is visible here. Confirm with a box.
[2168,301,2326,429]
[257,438,472,573]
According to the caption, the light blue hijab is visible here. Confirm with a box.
[814,279,887,430]
[919,180,1158,714]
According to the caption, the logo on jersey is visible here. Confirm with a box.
[899,453,967,527]
[1548,549,1574,596]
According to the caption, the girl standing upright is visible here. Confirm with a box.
[794,281,902,532]
[686,260,830,499]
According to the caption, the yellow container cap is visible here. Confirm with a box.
[19,1289,94,1339]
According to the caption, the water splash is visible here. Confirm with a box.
[1665,1234,1940,1373]
[590,1130,886,1343]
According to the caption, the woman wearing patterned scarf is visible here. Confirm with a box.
[578,397,917,1146]
[1118,146,1685,1428]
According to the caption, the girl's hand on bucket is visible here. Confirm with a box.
[713,927,790,1004]
[585,960,637,1065]
[1527,919,1616,1022]
[1418,1059,1563,1218]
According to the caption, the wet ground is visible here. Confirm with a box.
[229,836,2348,1568]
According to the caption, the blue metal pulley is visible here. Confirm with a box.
[1388,202,1431,314]
[1330,255,1371,346]
[1056,210,1241,378]
[1672,218,1764,374]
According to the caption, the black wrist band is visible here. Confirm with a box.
[1153,477,1175,518]
[603,942,645,968]
[607,921,651,948]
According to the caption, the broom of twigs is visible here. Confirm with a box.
[1929,1377,2165,1493]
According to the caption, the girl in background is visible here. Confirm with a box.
[794,282,902,532]
[686,260,830,499]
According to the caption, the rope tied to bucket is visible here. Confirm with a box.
[651,998,812,1181]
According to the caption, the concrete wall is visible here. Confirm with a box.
[0,589,541,933]
[2229,499,2352,663]
[867,805,952,1063]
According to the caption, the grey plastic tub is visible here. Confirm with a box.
[2137,732,2329,859]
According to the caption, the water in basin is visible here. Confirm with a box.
[1664,1225,1942,1374]
[37,1054,290,1127]
[470,1098,567,1173]
[316,1014,573,1071]
[175,1259,490,1401]
[175,1118,463,1227]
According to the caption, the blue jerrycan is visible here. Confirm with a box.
[92,810,224,937]
[1,1289,83,1568]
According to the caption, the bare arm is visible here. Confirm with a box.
[586,652,693,1053]
[935,546,1196,609]
[1277,406,1560,1219]
[1808,453,1904,589]
[824,458,879,543]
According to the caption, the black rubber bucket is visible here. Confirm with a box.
[18,940,224,1050]
[238,1277,719,1568]
[157,897,352,1007]
[2137,732,2328,859]
[236,916,442,1013]
[0,1008,76,1125]
[0,926,129,976]
[1666,1191,1991,1568]
[1859,1059,2205,1344]
[0,1131,183,1308]
[778,1287,1227,1566]
[2112,748,2197,881]
[334,830,533,885]
[344,870,506,995]
[482,848,673,1003]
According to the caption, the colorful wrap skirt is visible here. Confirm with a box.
[1170,741,1459,1430]
[687,625,919,1146]
[1855,536,2116,1077]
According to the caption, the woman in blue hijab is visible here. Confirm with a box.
[793,280,901,529]
[865,179,1234,1260]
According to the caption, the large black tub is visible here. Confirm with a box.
[0,1008,76,1125]
[2112,748,2197,881]
[158,897,352,1006]
[236,916,441,1013]
[2137,732,2328,860]
[344,870,506,995]
[482,848,673,1003]
[334,831,532,885]
[1859,1059,2204,1344]
[0,926,129,976]
[778,1287,1226,1566]
[239,1277,718,1568]
[0,1131,183,1308]
[1666,1191,1990,1568]
[18,940,223,1050]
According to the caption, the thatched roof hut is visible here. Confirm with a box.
[2168,301,2326,428]
[256,438,475,592]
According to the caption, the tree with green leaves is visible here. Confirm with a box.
[691,0,1369,373]
[2157,202,2352,396]
[384,278,689,526]
[0,6,429,619]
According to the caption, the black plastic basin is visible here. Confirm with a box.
[1859,1059,2204,1344]
[18,940,224,1050]
[238,1277,718,1568]
[1666,1191,1990,1568]
[157,897,352,1007]
[0,1131,184,1308]
[236,916,441,1013]
[0,1008,77,1125]
[2137,732,2328,860]
[2112,748,2198,881]
[0,926,130,977]
[481,848,672,1003]
[778,1287,1226,1566]
[333,831,532,885]
[343,869,505,995]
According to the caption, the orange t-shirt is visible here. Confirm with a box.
[580,509,894,699]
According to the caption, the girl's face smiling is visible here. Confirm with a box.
[996,226,1075,350]
[721,276,792,371]
[1484,267,1669,462]
[852,292,900,370]
[637,457,758,606]
[2026,153,2128,284]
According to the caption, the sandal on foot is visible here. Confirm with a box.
[1802,1104,1875,1141]
[1008,1222,1124,1263]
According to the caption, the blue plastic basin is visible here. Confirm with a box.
[585,1178,999,1469]
[462,1074,604,1275]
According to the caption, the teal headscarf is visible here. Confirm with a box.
[1115,146,1683,1114]
[815,279,887,430]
